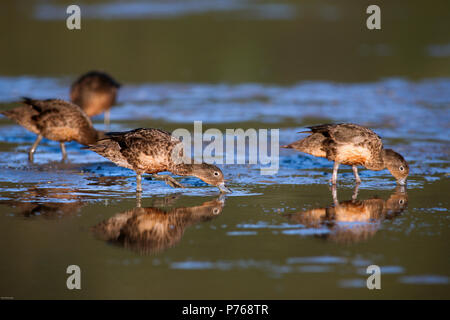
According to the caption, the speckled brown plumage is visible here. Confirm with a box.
[86,128,230,193]
[282,123,409,185]
[92,197,224,254]
[286,186,408,244]
[1,98,102,161]
[70,71,120,123]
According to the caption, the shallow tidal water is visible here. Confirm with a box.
[0,0,449,300]
[0,77,448,299]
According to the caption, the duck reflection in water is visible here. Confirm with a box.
[92,195,225,254]
[286,185,408,244]
[0,187,85,218]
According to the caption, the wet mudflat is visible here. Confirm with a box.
[0,0,449,299]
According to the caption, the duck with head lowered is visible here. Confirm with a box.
[282,123,409,185]
[86,128,231,193]
[1,98,103,161]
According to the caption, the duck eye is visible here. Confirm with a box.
[399,199,404,205]
[399,166,404,171]
[214,171,220,176]
[213,208,220,215]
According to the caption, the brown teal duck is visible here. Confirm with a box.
[1,98,102,161]
[70,71,120,126]
[282,123,409,185]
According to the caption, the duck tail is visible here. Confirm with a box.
[79,130,114,148]
[82,137,116,153]
[0,107,24,121]
[81,143,103,153]
[1,98,42,120]
[96,130,109,141]
[281,144,292,149]
[0,105,41,134]
[0,109,13,118]
[21,97,44,112]
[21,97,34,104]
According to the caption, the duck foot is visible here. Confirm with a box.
[152,174,185,188]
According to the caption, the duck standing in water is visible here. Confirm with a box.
[70,71,121,127]
[86,128,231,193]
[1,98,102,161]
[282,123,409,185]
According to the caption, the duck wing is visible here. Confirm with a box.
[322,124,385,165]
[22,98,92,127]
[307,123,383,148]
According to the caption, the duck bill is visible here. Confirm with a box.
[218,182,232,193]
[397,178,407,186]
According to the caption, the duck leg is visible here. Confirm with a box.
[60,142,67,161]
[352,165,361,184]
[104,110,110,129]
[136,173,143,193]
[152,174,185,189]
[331,184,338,206]
[29,134,43,162]
[330,162,340,185]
